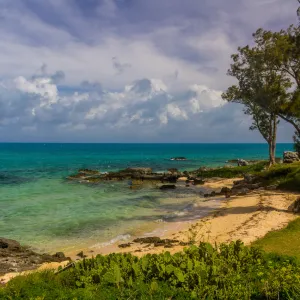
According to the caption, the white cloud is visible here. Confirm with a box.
[14,76,58,107]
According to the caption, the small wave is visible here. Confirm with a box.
[90,234,131,249]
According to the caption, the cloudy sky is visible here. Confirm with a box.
[0,0,298,142]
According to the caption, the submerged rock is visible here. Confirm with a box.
[160,184,176,190]
[123,168,152,175]
[78,169,100,175]
[170,157,187,161]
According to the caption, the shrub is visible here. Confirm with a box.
[1,241,300,299]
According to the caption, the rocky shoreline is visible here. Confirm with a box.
[0,238,69,276]
[2,153,299,279]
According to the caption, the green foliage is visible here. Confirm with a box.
[197,161,268,178]
[254,218,300,260]
[1,241,300,299]
[223,25,300,158]
[257,162,300,192]
[294,131,300,155]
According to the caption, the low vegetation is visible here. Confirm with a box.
[253,218,300,259]
[1,241,300,299]
[198,161,300,192]
[197,161,268,178]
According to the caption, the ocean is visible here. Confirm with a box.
[0,143,293,253]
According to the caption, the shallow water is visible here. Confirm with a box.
[0,143,293,252]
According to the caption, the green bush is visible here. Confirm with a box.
[1,241,300,299]
[197,161,268,178]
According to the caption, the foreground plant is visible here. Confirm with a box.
[1,241,300,299]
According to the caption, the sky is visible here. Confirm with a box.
[0,0,298,143]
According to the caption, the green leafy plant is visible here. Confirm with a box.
[1,241,300,299]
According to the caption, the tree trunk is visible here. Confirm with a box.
[268,114,277,167]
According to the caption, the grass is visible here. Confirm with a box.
[253,218,300,259]
[198,161,300,192]
[256,162,300,192]
[197,161,268,178]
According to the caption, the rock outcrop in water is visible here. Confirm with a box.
[67,167,179,185]
[0,238,69,275]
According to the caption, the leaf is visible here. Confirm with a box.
[187,259,193,271]
[174,269,185,283]
[150,281,159,292]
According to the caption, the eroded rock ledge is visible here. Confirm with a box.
[0,238,69,276]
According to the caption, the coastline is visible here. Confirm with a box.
[68,178,298,259]
[1,177,299,284]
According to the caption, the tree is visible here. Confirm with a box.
[223,25,300,161]
[223,86,279,166]
[252,26,300,150]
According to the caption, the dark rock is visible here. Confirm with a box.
[160,184,176,190]
[244,174,256,184]
[204,191,218,198]
[124,168,152,175]
[0,238,20,250]
[288,198,300,213]
[78,169,100,175]
[53,252,65,259]
[231,187,250,196]
[118,243,132,249]
[161,176,178,183]
[283,151,299,164]
[193,178,205,185]
[76,251,87,258]
[220,187,231,194]
[133,237,179,247]
[133,237,161,244]
[0,238,69,276]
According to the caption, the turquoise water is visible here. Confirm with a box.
[0,143,293,253]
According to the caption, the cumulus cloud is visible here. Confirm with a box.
[0,0,297,142]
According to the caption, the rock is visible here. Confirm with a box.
[124,168,152,175]
[244,174,256,184]
[264,185,278,190]
[161,176,178,183]
[159,184,176,190]
[220,187,232,197]
[76,251,87,258]
[170,157,187,161]
[133,237,161,244]
[0,238,69,276]
[53,252,65,259]
[78,169,100,175]
[168,168,178,174]
[204,191,218,198]
[231,187,250,196]
[133,237,179,247]
[237,159,249,166]
[193,178,205,185]
[118,243,132,248]
[0,238,21,250]
[283,151,299,164]
[288,198,300,213]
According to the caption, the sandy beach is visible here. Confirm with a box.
[84,178,298,257]
[1,177,299,284]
